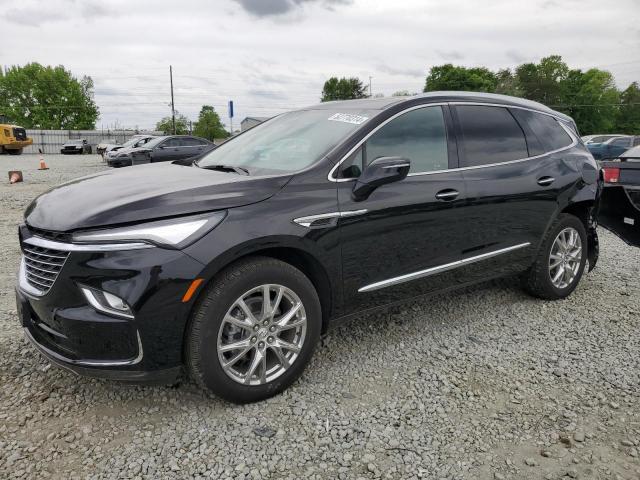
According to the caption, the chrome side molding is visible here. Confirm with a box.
[358,242,531,293]
[293,209,368,228]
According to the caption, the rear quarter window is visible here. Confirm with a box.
[510,109,573,154]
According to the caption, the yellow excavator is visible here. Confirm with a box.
[0,121,33,155]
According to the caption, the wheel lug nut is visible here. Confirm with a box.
[253,325,259,331]
[258,341,265,348]
[262,320,269,326]
[267,336,274,343]
[269,325,276,332]
[251,337,257,343]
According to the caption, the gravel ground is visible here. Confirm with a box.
[0,154,639,480]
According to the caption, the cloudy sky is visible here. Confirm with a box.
[2,0,639,130]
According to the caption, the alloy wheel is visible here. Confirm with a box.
[548,227,582,289]
[217,284,307,385]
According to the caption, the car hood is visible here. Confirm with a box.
[25,162,292,231]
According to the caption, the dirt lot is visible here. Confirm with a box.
[0,154,639,480]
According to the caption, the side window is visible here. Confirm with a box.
[338,148,364,179]
[182,138,200,146]
[164,138,183,147]
[511,109,573,154]
[611,137,630,147]
[364,106,448,173]
[455,106,528,166]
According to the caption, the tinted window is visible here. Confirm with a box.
[182,138,203,146]
[365,106,448,173]
[164,138,183,147]
[610,137,631,147]
[511,109,573,154]
[455,106,528,166]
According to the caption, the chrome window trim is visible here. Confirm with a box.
[328,101,578,182]
[23,235,152,252]
[24,327,144,367]
[358,242,531,293]
[293,209,368,228]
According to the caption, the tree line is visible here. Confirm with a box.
[321,56,640,135]
[0,63,229,140]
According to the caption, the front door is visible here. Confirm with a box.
[153,138,184,162]
[336,105,469,314]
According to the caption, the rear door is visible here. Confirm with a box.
[450,104,579,279]
[180,137,208,159]
[598,161,640,247]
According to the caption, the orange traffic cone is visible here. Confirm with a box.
[9,171,23,184]
[38,157,49,170]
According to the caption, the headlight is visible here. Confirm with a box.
[117,152,130,158]
[72,211,227,249]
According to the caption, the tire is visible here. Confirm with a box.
[522,213,587,300]
[7,148,22,155]
[186,257,322,403]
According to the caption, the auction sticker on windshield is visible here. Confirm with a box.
[327,113,369,125]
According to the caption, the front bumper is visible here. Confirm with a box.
[107,156,132,167]
[17,229,205,383]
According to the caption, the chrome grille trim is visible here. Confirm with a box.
[20,239,70,295]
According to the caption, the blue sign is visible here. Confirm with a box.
[228,100,234,119]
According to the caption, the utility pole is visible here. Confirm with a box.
[170,65,176,135]
[369,76,373,98]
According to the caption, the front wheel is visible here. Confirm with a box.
[7,148,22,155]
[186,257,321,403]
[523,213,587,300]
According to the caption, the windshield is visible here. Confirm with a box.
[143,136,168,149]
[121,137,147,148]
[196,109,373,175]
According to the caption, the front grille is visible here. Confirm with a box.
[22,244,69,293]
[13,128,27,141]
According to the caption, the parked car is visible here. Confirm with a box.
[16,92,637,403]
[60,139,92,154]
[100,134,157,158]
[580,134,625,145]
[96,139,119,157]
[123,135,215,167]
[587,135,640,160]
[618,145,640,162]
[599,154,640,247]
[105,135,157,166]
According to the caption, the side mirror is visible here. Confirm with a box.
[352,156,410,201]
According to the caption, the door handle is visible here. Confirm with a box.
[537,176,555,186]
[435,189,459,201]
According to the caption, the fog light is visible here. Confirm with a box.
[80,286,134,319]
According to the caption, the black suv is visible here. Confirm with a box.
[15,92,636,403]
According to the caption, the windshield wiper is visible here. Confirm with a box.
[197,164,250,175]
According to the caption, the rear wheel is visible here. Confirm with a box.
[523,214,587,300]
[186,257,321,403]
[7,148,22,155]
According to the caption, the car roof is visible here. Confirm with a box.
[303,91,573,122]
